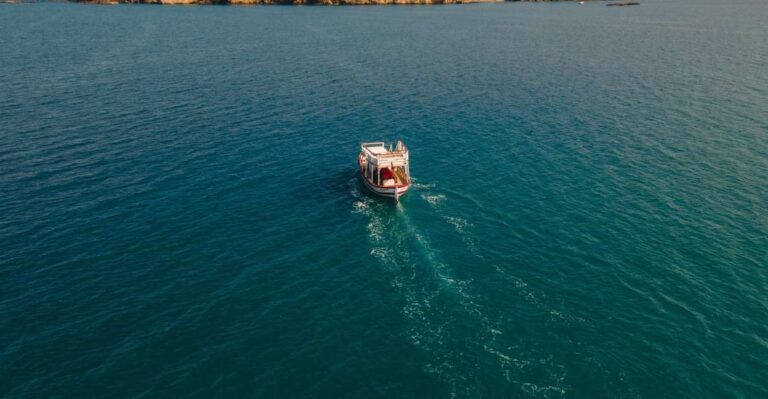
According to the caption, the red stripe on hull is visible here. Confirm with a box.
[361,177,410,198]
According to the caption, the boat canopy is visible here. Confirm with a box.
[360,141,409,169]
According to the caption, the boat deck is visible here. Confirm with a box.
[361,143,408,160]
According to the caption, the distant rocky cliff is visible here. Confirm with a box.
[75,0,546,4]
[71,0,606,5]
[79,0,504,4]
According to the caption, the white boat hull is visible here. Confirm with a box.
[361,174,410,200]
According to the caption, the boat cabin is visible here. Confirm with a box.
[358,141,410,190]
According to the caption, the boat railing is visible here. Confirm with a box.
[394,167,409,184]
[361,145,408,159]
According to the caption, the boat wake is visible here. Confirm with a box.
[414,180,576,396]
[351,178,573,397]
[351,180,482,396]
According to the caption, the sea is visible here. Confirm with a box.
[1,0,766,397]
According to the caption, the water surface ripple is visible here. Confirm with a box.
[1,1,767,397]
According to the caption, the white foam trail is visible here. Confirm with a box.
[491,264,586,327]
[416,181,482,257]
[413,180,571,392]
[353,190,487,397]
[421,193,446,206]
[353,179,572,397]
[443,216,470,234]
[521,383,567,397]
[423,182,577,394]
[398,207,463,293]
[413,183,526,391]
[410,177,436,190]
[352,200,369,213]
[443,215,480,254]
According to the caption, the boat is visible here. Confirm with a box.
[358,141,411,202]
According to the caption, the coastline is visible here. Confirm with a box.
[68,0,565,5]
[0,0,607,5]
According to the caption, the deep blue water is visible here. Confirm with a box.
[1,0,767,397]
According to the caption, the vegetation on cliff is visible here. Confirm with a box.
[78,0,605,4]
[78,0,503,4]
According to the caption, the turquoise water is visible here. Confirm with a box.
[1,0,767,397]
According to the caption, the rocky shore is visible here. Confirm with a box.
[73,0,580,5]
[78,0,503,4]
